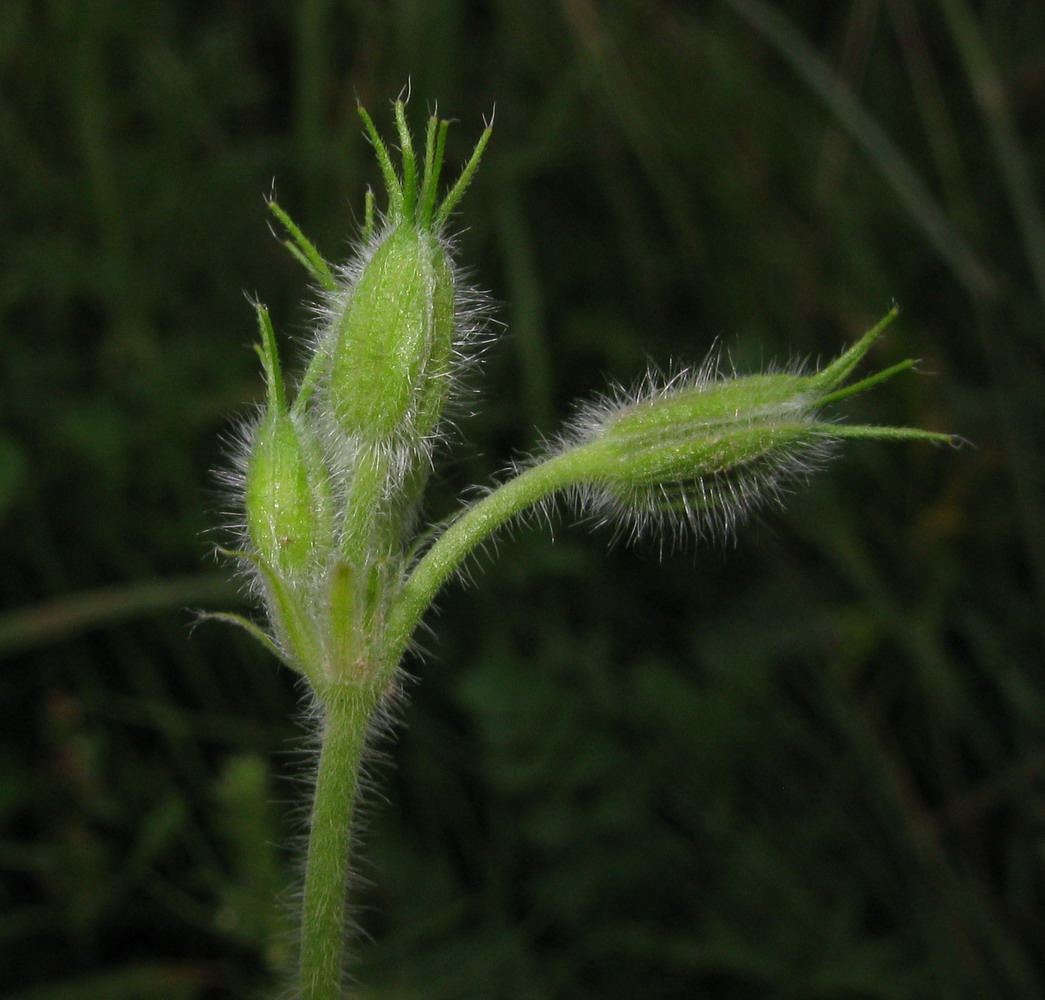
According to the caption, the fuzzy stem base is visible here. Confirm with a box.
[299,684,378,1000]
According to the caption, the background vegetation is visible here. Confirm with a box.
[2,1,1042,997]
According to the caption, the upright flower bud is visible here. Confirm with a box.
[329,224,455,447]
[244,305,334,577]
[323,102,491,467]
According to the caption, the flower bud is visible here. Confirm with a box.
[328,224,455,449]
[574,372,824,536]
[243,304,334,577]
[560,309,952,539]
[245,408,334,576]
[317,103,490,477]
[307,103,491,563]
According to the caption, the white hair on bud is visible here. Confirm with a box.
[294,219,496,540]
[524,352,842,549]
[309,223,495,439]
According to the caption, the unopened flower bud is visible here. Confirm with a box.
[307,102,491,562]
[561,309,952,538]
[244,305,334,576]
[329,224,455,448]
[245,409,333,576]
[318,102,491,478]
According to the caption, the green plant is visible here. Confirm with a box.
[209,99,951,1000]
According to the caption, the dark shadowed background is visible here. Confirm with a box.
[2,1,1043,997]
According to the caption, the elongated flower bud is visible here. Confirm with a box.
[305,102,492,562]
[244,305,334,577]
[558,309,953,540]
[320,103,491,475]
[575,373,829,537]
[245,409,333,575]
[329,224,455,447]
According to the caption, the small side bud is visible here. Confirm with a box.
[244,305,334,576]
[245,410,334,575]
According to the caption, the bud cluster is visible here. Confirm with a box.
[211,96,954,1000]
[216,102,951,696]
[222,102,491,693]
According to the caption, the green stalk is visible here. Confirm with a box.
[387,451,586,662]
[340,447,394,565]
[299,684,379,1000]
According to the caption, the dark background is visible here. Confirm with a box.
[2,1,1042,998]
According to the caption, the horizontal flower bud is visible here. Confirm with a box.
[555,311,951,539]
[573,373,825,536]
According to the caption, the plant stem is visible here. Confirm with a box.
[341,448,392,566]
[387,450,585,661]
[299,683,378,1000]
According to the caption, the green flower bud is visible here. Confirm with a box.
[562,309,953,539]
[329,224,455,447]
[589,373,820,526]
[244,305,334,577]
[300,102,492,563]
[245,409,333,575]
[320,102,491,468]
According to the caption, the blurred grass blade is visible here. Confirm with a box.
[724,0,995,300]
[0,575,236,659]
[7,962,215,1000]
[937,0,1045,317]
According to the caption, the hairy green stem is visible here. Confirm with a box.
[299,684,378,1000]
[341,448,394,565]
[387,451,585,661]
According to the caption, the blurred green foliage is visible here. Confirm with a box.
[2,1,1042,997]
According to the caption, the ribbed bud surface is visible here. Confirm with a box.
[596,374,813,478]
[245,410,332,577]
[330,225,455,449]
